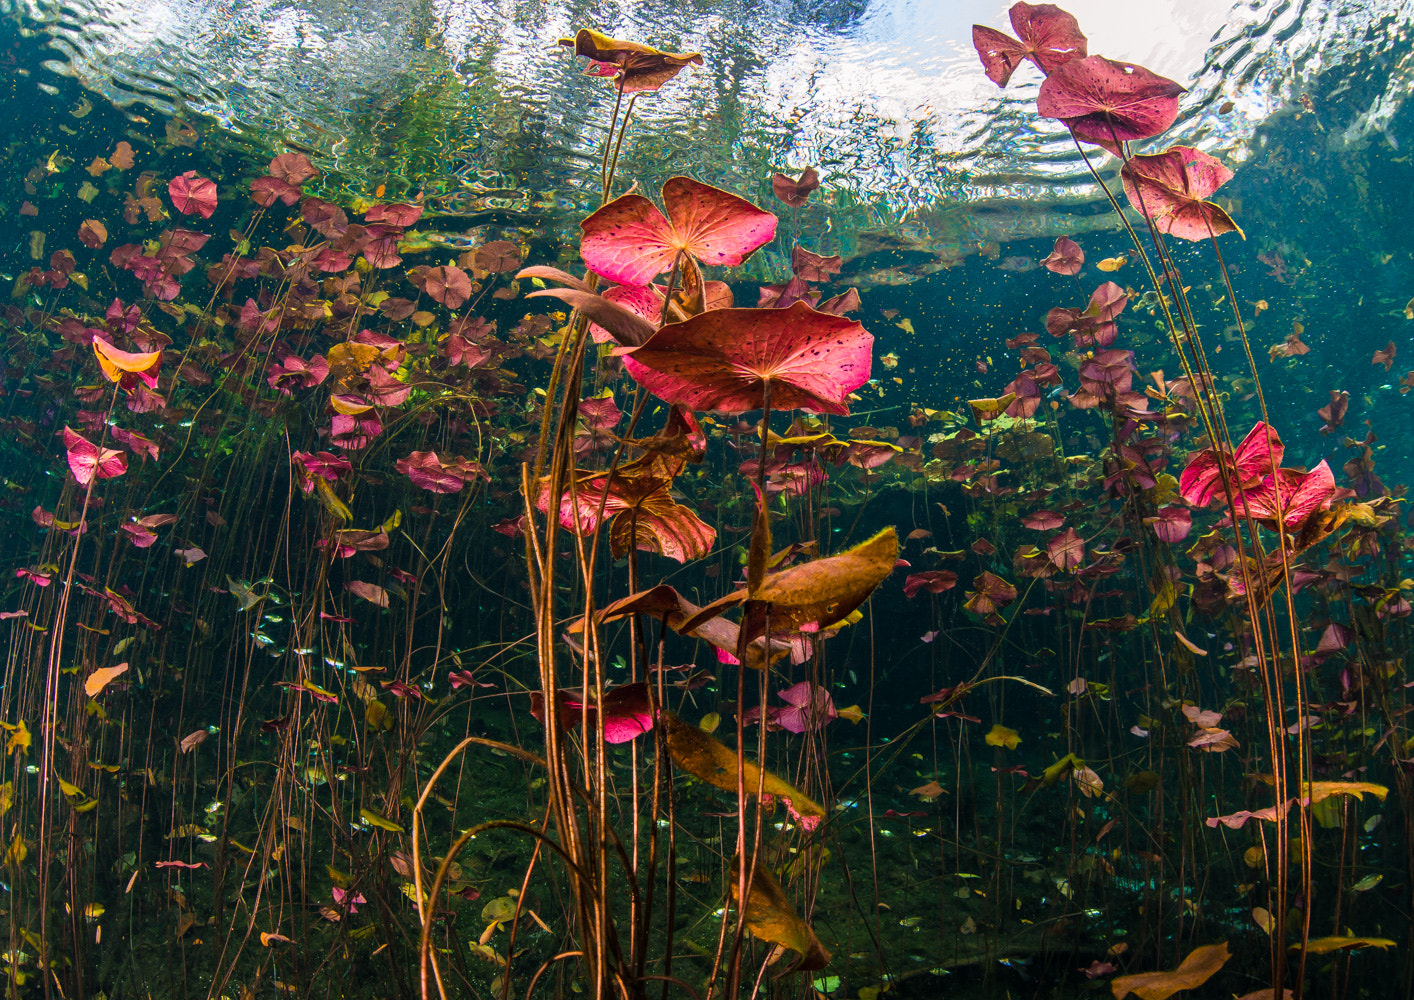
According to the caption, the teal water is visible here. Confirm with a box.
[0,3,1412,999]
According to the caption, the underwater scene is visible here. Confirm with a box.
[1,0,1413,997]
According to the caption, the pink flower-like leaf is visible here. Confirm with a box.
[1047,526,1086,572]
[579,176,777,287]
[62,427,127,486]
[1037,55,1185,146]
[1146,505,1192,543]
[168,171,217,219]
[622,301,872,416]
[346,581,390,608]
[972,2,1088,87]
[1120,146,1241,241]
[775,681,837,733]
[529,682,655,744]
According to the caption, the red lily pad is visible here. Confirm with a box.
[168,170,217,219]
[791,245,842,282]
[78,219,108,248]
[474,240,522,273]
[419,265,473,309]
[579,176,777,287]
[1317,389,1348,434]
[541,455,716,563]
[1021,510,1065,530]
[903,570,958,598]
[365,202,422,227]
[775,682,837,733]
[1120,146,1241,241]
[1040,235,1083,274]
[972,2,1088,87]
[622,301,872,416]
[963,571,1018,618]
[1230,461,1337,531]
[346,581,390,607]
[252,176,301,207]
[1146,505,1192,542]
[772,167,820,207]
[1037,56,1184,145]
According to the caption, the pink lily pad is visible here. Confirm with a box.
[1230,461,1337,531]
[1120,146,1241,241]
[541,455,716,564]
[395,451,486,494]
[62,427,127,486]
[346,581,390,607]
[775,682,837,733]
[1046,526,1086,572]
[973,2,1088,87]
[1037,56,1184,145]
[1146,505,1192,543]
[530,682,655,744]
[268,152,318,185]
[1179,422,1282,507]
[251,176,301,208]
[1040,235,1084,274]
[418,265,473,309]
[1021,510,1065,530]
[365,202,423,227]
[579,176,777,286]
[621,301,872,416]
[168,171,217,219]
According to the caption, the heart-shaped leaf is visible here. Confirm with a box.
[540,455,716,563]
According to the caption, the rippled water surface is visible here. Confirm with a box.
[8,0,1413,257]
